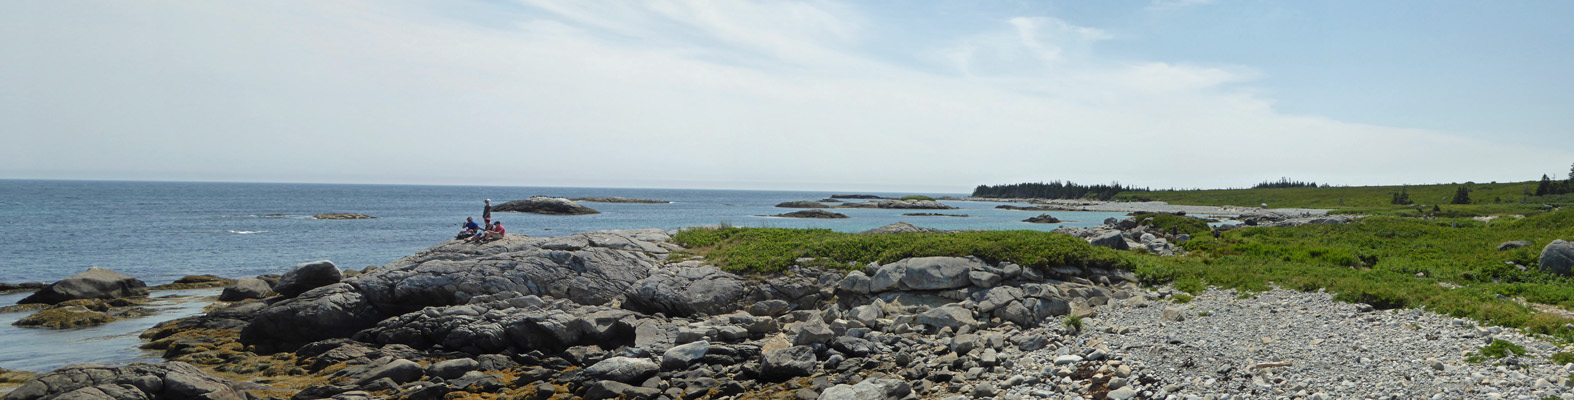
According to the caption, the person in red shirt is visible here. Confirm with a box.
[479,221,505,242]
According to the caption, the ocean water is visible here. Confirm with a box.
[0,179,1134,285]
[0,179,1136,373]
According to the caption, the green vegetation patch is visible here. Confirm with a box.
[1468,339,1528,364]
[1551,352,1574,365]
[1144,209,1574,340]
[671,227,1133,274]
[899,195,936,201]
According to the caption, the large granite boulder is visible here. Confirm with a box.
[242,230,669,351]
[625,266,748,317]
[583,357,658,384]
[355,295,649,355]
[19,267,148,305]
[760,346,818,380]
[241,283,384,352]
[1542,240,1574,276]
[2,362,247,400]
[868,257,978,292]
[273,260,343,298]
[494,197,600,215]
[218,278,272,302]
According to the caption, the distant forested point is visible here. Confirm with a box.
[971,181,1145,200]
[1252,178,1320,189]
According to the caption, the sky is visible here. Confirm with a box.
[2,1,1571,193]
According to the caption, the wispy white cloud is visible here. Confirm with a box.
[0,1,1563,191]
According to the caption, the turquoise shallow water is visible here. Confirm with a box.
[0,179,1136,373]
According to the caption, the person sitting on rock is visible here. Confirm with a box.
[480,221,505,242]
[456,217,481,240]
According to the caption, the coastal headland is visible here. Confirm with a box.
[3,180,1574,399]
[3,199,1574,399]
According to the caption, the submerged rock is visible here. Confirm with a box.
[151,275,235,290]
[570,197,670,204]
[314,213,375,220]
[494,197,600,215]
[19,267,148,305]
[0,282,45,294]
[13,307,115,329]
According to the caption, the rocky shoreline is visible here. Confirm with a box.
[5,227,1574,400]
[961,198,1331,217]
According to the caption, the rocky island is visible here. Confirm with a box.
[494,197,601,215]
[767,210,849,219]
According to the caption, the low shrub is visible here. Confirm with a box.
[671,227,1134,274]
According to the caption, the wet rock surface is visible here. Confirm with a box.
[18,267,148,305]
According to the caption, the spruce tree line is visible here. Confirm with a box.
[1534,163,1574,196]
[971,181,1143,200]
[1252,177,1319,189]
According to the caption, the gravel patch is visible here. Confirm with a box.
[998,288,1574,400]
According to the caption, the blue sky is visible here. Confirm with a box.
[1,1,1570,192]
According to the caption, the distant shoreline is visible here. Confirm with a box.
[949,197,1331,216]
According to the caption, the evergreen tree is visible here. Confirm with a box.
[1537,174,1552,196]
[1390,188,1412,205]
[1451,186,1471,204]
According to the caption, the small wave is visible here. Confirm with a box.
[228,230,267,234]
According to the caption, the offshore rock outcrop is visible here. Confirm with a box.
[18,267,148,305]
[493,197,600,215]
[836,199,956,210]
[768,210,849,219]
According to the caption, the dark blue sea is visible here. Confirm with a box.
[0,179,1133,373]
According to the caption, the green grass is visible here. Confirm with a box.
[1475,339,1528,361]
[670,227,1134,274]
[900,195,937,201]
[1144,209,1574,339]
[1063,315,1084,334]
[672,209,1574,342]
[1551,352,1574,365]
[1171,294,1194,304]
[1113,180,1571,217]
